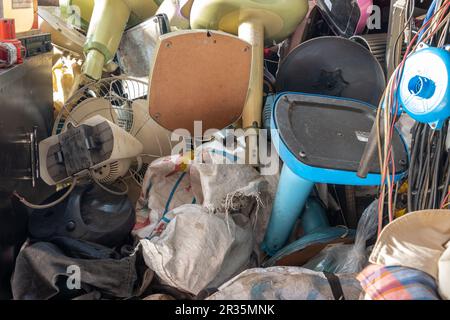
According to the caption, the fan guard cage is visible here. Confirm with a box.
[53,76,150,186]
[53,76,149,135]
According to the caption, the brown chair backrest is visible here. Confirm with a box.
[148,30,251,136]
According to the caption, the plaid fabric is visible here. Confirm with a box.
[357,264,440,300]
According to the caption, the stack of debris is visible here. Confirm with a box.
[1,0,450,301]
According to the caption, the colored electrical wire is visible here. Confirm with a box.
[375,0,450,234]
[13,178,79,210]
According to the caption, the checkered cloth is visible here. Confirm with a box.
[357,264,440,300]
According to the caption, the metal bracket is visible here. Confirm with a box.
[6,126,40,187]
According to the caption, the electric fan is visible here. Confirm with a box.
[14,77,174,210]
[39,114,144,186]
[53,76,174,185]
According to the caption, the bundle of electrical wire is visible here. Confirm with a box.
[408,121,450,212]
[376,0,450,235]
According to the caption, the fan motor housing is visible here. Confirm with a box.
[39,115,143,186]
[92,160,131,184]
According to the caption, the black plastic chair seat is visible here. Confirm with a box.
[273,93,408,176]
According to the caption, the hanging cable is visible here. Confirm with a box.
[13,178,78,210]
[374,0,450,234]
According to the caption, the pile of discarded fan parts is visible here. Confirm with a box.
[1,0,450,301]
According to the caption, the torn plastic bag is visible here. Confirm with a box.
[133,153,197,239]
[192,140,277,266]
[197,139,279,246]
[191,159,266,215]
[302,200,379,274]
[140,204,254,295]
[11,237,153,300]
[133,140,275,243]
[315,0,373,37]
[206,267,362,300]
[262,226,355,267]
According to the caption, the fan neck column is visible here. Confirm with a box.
[79,0,159,80]
[238,19,264,130]
[82,0,130,80]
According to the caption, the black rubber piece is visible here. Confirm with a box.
[29,184,135,248]
[276,37,386,106]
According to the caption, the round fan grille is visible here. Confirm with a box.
[54,76,148,135]
[54,76,172,187]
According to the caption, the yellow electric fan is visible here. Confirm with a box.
[61,0,160,80]
[190,0,309,130]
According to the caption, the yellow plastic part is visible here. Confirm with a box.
[155,0,195,31]
[67,0,159,80]
[83,49,107,80]
[190,0,309,129]
[60,0,160,27]
[59,0,94,28]
[52,54,83,114]
[123,0,160,26]
[180,0,194,20]
[395,208,407,219]
[238,19,264,130]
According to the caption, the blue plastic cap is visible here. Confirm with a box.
[408,75,436,99]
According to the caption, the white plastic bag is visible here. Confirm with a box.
[303,200,379,274]
[133,154,197,238]
[140,204,253,295]
[206,267,363,300]
[134,141,274,241]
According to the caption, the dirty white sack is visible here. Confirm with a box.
[133,154,196,238]
[133,141,275,243]
[140,204,254,295]
[137,141,277,294]
[206,266,363,300]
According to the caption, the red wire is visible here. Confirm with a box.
[376,3,450,234]
[441,190,450,208]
